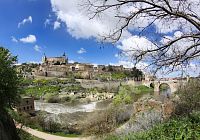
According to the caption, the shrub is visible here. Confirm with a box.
[83,105,132,136]
[61,96,71,102]
[105,112,200,140]
[174,79,200,116]
[47,96,60,103]
[83,109,117,135]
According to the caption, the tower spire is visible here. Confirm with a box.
[63,52,66,57]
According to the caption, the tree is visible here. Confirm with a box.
[0,47,20,109]
[84,0,200,73]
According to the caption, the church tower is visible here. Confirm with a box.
[42,53,47,63]
[62,52,68,64]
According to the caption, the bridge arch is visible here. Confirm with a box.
[150,83,154,88]
[142,79,187,94]
[159,83,171,96]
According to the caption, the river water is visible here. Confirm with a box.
[34,100,111,114]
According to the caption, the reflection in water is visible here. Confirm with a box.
[160,88,171,97]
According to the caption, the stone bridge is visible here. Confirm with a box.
[143,79,188,93]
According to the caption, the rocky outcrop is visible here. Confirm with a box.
[115,95,175,134]
[0,110,20,140]
[134,96,175,119]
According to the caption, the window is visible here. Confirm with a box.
[24,107,26,110]
[27,106,29,110]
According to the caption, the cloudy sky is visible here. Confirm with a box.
[0,0,199,77]
[0,0,120,65]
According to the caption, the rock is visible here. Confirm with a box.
[162,100,174,119]
[116,96,175,135]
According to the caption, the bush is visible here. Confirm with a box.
[61,96,72,102]
[113,85,151,106]
[83,105,132,136]
[174,79,200,116]
[105,112,200,140]
[83,109,117,135]
[47,96,60,103]
[113,85,133,105]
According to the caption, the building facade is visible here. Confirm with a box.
[16,96,35,114]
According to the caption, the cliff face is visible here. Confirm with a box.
[0,110,20,140]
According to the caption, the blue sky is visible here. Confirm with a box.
[0,0,119,65]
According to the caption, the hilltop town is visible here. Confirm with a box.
[17,53,145,81]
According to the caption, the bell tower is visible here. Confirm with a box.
[42,53,47,63]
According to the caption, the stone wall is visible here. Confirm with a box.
[76,79,144,89]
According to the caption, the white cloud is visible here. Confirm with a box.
[50,0,199,38]
[53,21,61,30]
[11,36,18,42]
[110,60,148,70]
[117,36,156,51]
[174,31,183,38]
[34,45,41,52]
[50,0,127,39]
[20,35,36,43]
[117,36,156,60]
[68,60,75,63]
[114,53,119,58]
[44,19,51,27]
[18,16,32,28]
[28,61,42,64]
[77,48,86,54]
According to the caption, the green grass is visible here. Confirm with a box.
[113,85,153,106]
[134,85,154,94]
[23,85,61,97]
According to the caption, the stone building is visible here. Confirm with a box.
[42,53,68,65]
[16,96,35,115]
[33,53,143,79]
[35,53,69,77]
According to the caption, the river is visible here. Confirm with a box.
[34,100,110,114]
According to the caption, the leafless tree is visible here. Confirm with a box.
[82,0,200,73]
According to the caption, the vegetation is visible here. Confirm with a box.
[0,47,21,109]
[113,85,153,106]
[20,78,77,86]
[105,112,200,140]
[174,79,200,116]
[83,105,131,136]
[0,47,22,140]
[23,85,61,98]
[104,79,200,140]
[18,129,43,140]
[96,67,143,81]
[159,84,170,91]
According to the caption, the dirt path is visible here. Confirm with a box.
[17,124,90,140]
